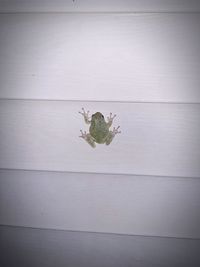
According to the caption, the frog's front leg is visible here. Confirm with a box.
[79,130,96,148]
[107,112,116,128]
[79,108,91,124]
[105,126,121,145]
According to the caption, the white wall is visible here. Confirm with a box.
[0,0,200,12]
[0,14,200,102]
[0,170,200,239]
[1,226,200,267]
[0,2,200,239]
[0,100,200,177]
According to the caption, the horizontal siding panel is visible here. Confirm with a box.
[0,13,200,102]
[0,100,200,177]
[0,0,200,12]
[1,227,200,267]
[0,169,200,238]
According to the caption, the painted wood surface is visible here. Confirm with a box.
[0,0,200,12]
[1,226,200,267]
[0,170,200,238]
[0,100,200,177]
[0,13,200,102]
[0,10,200,240]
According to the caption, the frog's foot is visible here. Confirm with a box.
[107,112,116,127]
[79,130,96,148]
[112,126,121,135]
[79,108,91,124]
[105,126,121,145]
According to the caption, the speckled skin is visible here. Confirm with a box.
[79,108,121,148]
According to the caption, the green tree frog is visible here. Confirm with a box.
[79,108,121,148]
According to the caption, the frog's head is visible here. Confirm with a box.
[91,112,104,123]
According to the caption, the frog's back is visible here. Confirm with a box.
[89,122,108,144]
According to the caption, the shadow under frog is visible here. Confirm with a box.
[79,108,121,148]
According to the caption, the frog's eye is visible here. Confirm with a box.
[101,114,104,118]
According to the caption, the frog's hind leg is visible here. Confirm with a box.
[79,130,96,148]
[105,126,121,145]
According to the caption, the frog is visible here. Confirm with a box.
[79,108,121,148]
